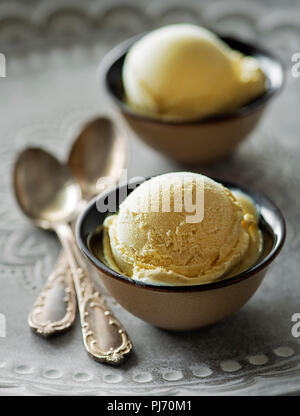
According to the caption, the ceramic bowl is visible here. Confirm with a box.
[76,178,286,331]
[100,33,284,164]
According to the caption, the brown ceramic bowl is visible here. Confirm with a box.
[99,33,284,164]
[76,177,286,331]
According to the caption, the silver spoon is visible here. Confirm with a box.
[68,116,126,200]
[27,117,126,337]
[14,146,131,365]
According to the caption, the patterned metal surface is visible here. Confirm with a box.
[0,0,299,395]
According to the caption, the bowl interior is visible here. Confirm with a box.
[102,33,284,124]
[76,178,286,292]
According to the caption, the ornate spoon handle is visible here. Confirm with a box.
[54,221,132,365]
[28,202,87,336]
[28,252,76,336]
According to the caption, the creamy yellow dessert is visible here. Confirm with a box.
[122,24,266,121]
[102,172,263,286]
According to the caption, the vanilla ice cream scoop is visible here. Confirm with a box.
[102,173,263,285]
[122,24,266,121]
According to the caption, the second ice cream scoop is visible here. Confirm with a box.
[122,24,266,121]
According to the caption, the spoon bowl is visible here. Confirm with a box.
[14,148,81,229]
[68,117,126,199]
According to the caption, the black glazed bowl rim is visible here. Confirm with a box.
[99,31,285,126]
[76,177,286,293]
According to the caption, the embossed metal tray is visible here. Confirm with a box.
[0,0,299,395]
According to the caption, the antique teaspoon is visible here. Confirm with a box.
[27,117,126,337]
[14,147,131,364]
